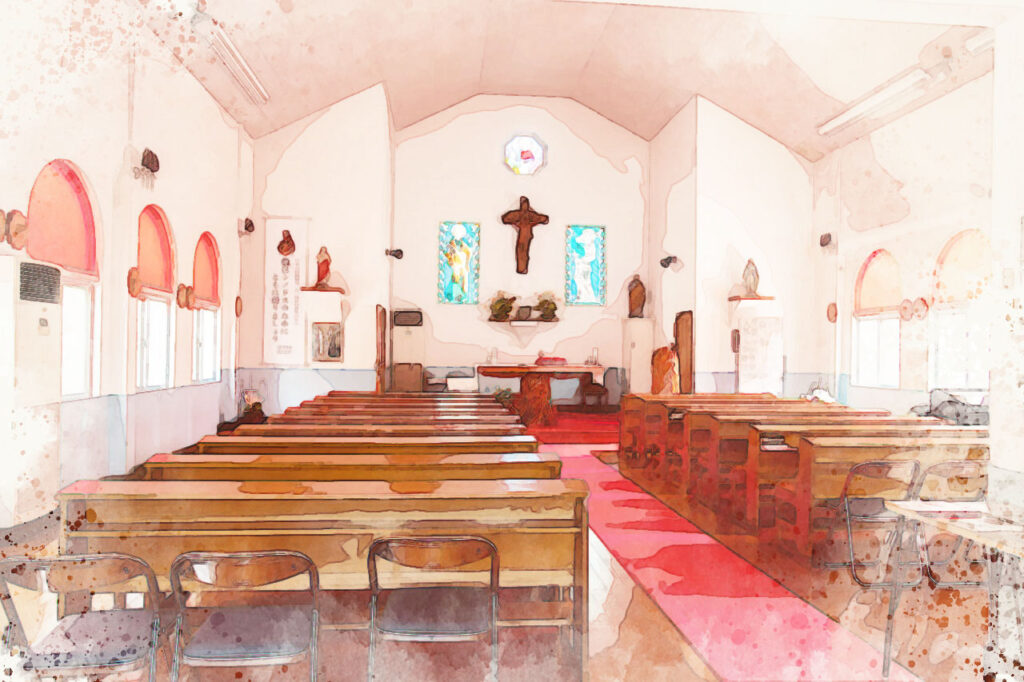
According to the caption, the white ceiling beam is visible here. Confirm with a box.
[556,0,1023,27]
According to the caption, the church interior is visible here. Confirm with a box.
[2,0,1024,680]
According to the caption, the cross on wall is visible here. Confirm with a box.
[501,196,549,274]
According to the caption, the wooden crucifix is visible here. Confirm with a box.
[501,196,549,274]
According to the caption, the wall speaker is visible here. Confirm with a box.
[392,309,423,327]
[819,232,833,248]
[141,148,160,173]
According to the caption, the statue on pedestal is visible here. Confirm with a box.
[628,275,646,318]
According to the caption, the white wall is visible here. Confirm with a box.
[694,98,823,389]
[648,99,698,347]
[0,1,253,522]
[240,85,392,373]
[391,95,648,367]
[818,74,994,411]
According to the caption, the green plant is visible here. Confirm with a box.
[493,388,514,407]
[489,292,517,320]
[536,292,558,320]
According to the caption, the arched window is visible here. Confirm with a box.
[852,249,901,388]
[26,160,98,277]
[27,160,98,397]
[137,205,175,294]
[192,232,220,382]
[135,205,175,391]
[930,230,992,391]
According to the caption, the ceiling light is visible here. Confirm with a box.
[817,68,930,136]
[965,29,994,56]
[192,12,269,106]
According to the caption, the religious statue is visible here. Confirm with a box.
[628,275,646,318]
[742,259,760,297]
[315,246,331,287]
[277,230,296,256]
[651,344,680,394]
[501,196,548,274]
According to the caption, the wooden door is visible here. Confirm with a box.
[375,305,386,393]
[674,311,694,394]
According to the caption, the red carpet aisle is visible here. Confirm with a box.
[526,413,620,444]
[553,444,919,681]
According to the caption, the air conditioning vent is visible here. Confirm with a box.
[392,309,423,327]
[19,263,61,303]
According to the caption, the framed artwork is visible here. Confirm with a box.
[438,221,480,304]
[565,225,606,305]
[311,322,343,362]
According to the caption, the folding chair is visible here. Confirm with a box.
[0,553,160,680]
[169,550,319,681]
[368,536,499,681]
[825,460,924,677]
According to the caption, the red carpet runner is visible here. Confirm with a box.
[553,444,918,681]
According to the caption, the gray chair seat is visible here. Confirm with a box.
[27,610,155,671]
[183,605,313,661]
[376,586,492,637]
[822,496,899,520]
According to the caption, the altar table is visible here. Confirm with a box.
[477,364,605,425]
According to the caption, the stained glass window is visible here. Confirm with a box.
[565,225,606,305]
[438,221,480,304]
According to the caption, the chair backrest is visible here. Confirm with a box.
[367,536,498,595]
[840,460,921,502]
[912,460,987,502]
[170,551,318,613]
[0,553,159,649]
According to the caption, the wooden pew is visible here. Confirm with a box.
[268,412,522,425]
[306,396,501,406]
[232,423,526,438]
[731,420,985,532]
[683,405,891,504]
[189,434,540,455]
[136,452,561,481]
[776,436,989,557]
[295,402,511,415]
[326,391,493,399]
[618,393,777,487]
[57,478,589,674]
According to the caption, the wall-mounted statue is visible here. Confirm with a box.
[277,229,296,256]
[628,275,646,318]
[501,196,549,274]
[742,259,760,297]
[315,246,331,287]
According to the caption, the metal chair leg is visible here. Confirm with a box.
[883,582,904,678]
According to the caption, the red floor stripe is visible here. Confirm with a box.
[551,444,919,681]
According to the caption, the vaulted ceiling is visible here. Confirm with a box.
[142,0,993,159]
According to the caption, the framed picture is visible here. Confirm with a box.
[311,322,343,362]
[565,225,606,305]
[438,221,481,304]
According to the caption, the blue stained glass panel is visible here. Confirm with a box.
[438,221,480,304]
[565,225,606,305]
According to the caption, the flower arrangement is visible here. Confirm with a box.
[489,291,517,321]
[536,291,558,321]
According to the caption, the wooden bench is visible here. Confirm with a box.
[231,423,527,438]
[774,436,990,557]
[134,452,561,481]
[725,420,984,532]
[269,412,522,425]
[57,478,589,673]
[188,434,540,455]
[295,402,511,415]
[618,393,777,487]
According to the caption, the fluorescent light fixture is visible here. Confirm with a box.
[192,13,269,106]
[965,29,994,55]
[817,68,930,136]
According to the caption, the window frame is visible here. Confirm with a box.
[851,312,901,390]
[59,274,98,400]
[136,292,175,392]
[192,303,221,384]
[928,303,990,392]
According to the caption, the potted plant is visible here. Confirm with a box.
[537,292,558,321]
[489,292,517,322]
